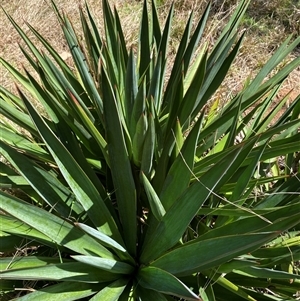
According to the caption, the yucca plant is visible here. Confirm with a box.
[1,0,300,300]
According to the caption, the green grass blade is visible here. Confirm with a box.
[171,118,184,160]
[251,244,300,260]
[136,286,168,301]
[138,266,200,300]
[0,85,26,110]
[25,22,77,81]
[237,266,300,281]
[218,259,258,274]
[118,282,132,301]
[85,1,102,53]
[142,172,166,221]
[0,9,42,65]
[61,18,103,115]
[230,140,269,204]
[245,36,300,97]
[197,205,287,218]
[10,282,98,301]
[0,79,37,135]
[71,256,134,274]
[0,233,26,253]
[47,115,109,202]
[125,49,138,137]
[147,54,163,112]
[152,79,185,195]
[102,67,137,255]
[23,68,63,124]
[0,191,114,258]
[264,119,300,142]
[160,111,203,211]
[255,177,300,209]
[224,96,243,149]
[90,278,128,301]
[199,287,211,301]
[200,207,300,247]
[41,55,94,121]
[179,50,207,126]
[246,86,282,137]
[19,91,122,243]
[242,56,300,109]
[139,0,151,82]
[164,2,210,114]
[0,126,52,163]
[214,0,250,45]
[79,7,100,75]
[206,274,256,301]
[194,120,300,178]
[67,92,109,164]
[254,139,300,166]
[132,113,148,166]
[181,1,211,75]
[272,95,300,130]
[183,45,207,95]
[75,223,129,255]
[193,34,245,120]
[130,78,146,140]
[141,139,256,263]
[151,233,281,276]
[151,0,161,47]
[197,103,299,161]
[162,15,192,113]
[0,215,59,249]
[0,162,34,189]
[0,9,74,105]
[0,141,81,217]
[115,38,127,106]
[0,58,34,97]
[114,6,128,65]
[0,256,71,271]
[141,112,155,178]
[0,262,119,283]
[157,3,173,61]
[102,0,118,62]
[21,79,97,156]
